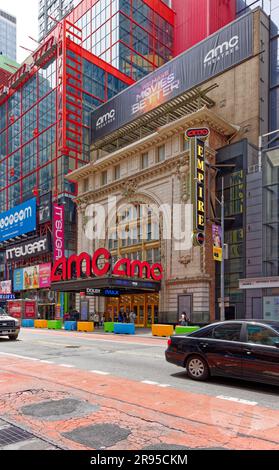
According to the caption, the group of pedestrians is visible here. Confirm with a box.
[89,311,104,329]
[117,308,137,324]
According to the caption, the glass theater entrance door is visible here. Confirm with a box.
[132,295,145,326]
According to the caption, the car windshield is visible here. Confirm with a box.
[270,324,279,334]
[0,307,7,316]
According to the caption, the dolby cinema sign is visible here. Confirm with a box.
[6,235,51,262]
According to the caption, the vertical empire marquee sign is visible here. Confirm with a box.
[186,128,209,246]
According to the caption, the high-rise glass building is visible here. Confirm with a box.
[40,0,174,81]
[39,0,80,41]
[0,9,17,61]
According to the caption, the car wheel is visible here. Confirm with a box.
[8,335,18,341]
[186,356,209,381]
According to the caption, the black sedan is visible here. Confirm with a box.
[165,320,279,385]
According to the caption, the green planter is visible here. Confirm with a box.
[175,326,200,335]
[47,320,62,330]
[104,322,114,333]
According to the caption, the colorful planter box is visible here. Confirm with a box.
[114,323,135,335]
[175,326,200,335]
[77,322,94,332]
[34,320,48,329]
[64,321,77,331]
[152,324,174,337]
[22,319,34,328]
[47,320,62,330]
[104,322,114,333]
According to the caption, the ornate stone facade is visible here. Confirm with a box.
[68,108,238,323]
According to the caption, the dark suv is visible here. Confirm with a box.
[0,307,20,340]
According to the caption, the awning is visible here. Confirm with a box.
[51,276,161,294]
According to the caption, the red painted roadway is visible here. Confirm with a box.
[0,334,279,450]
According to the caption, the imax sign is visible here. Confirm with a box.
[0,198,37,243]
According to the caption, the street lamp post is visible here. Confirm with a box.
[220,176,225,322]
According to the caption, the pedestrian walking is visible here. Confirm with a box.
[118,311,124,323]
[93,312,100,328]
[129,310,137,324]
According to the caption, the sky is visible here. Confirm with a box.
[0,0,39,63]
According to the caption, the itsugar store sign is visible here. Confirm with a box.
[53,204,65,261]
[5,235,51,261]
[0,198,37,243]
[92,13,253,140]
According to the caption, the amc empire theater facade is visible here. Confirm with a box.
[64,9,270,325]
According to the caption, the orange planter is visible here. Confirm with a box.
[77,322,94,332]
[152,324,174,337]
[34,320,48,329]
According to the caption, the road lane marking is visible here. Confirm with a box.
[0,352,39,361]
[216,395,258,406]
[21,330,166,347]
[90,370,110,375]
[141,380,158,385]
[58,364,75,368]
[141,380,171,388]
[39,360,54,364]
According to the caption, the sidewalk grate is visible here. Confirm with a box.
[0,426,34,446]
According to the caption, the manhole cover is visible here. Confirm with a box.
[0,425,33,446]
[21,398,99,421]
[63,424,131,449]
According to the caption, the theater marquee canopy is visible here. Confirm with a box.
[51,276,161,295]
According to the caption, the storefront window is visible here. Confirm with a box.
[263,296,279,320]
[263,147,279,276]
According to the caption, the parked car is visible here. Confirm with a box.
[165,320,279,386]
[0,307,20,340]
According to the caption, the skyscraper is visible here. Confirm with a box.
[38,0,80,41]
[0,9,17,61]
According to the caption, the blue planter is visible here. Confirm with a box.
[22,319,34,328]
[64,321,77,331]
[114,323,135,335]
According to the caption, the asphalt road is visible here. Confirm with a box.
[0,328,278,410]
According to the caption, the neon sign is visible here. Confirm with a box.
[51,248,163,282]
[188,129,207,246]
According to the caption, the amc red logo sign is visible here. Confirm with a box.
[185,128,210,139]
[51,248,163,282]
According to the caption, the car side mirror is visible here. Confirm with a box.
[274,341,279,348]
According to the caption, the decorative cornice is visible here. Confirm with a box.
[75,153,187,205]
[165,275,212,285]
[66,107,238,182]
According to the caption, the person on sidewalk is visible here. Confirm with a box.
[93,312,99,329]
[179,311,190,326]
[129,310,137,324]
[118,310,124,323]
